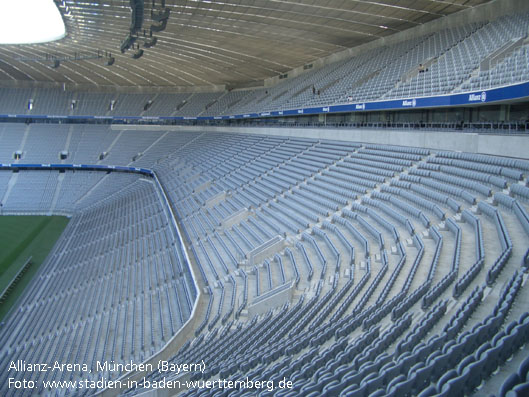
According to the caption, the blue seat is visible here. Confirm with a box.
[312,366,328,381]
[518,355,529,381]
[509,327,524,355]
[482,342,503,377]
[367,389,386,397]
[519,312,529,324]
[417,385,437,397]
[289,378,308,394]
[475,341,492,360]
[500,332,519,362]
[457,330,471,344]
[386,374,406,392]
[322,370,341,385]
[381,363,401,384]
[341,369,362,388]
[516,317,529,343]
[364,373,386,396]
[389,374,415,397]
[354,381,369,397]
[432,386,451,397]
[334,351,349,367]
[506,320,517,335]
[426,349,442,365]
[360,371,378,386]
[518,313,529,340]
[290,371,307,384]
[281,392,300,397]
[359,360,380,375]
[456,354,475,374]
[413,362,434,392]
[335,363,352,380]
[340,383,361,397]
[463,355,487,393]
[431,353,450,379]
[375,352,392,367]
[507,382,529,397]
[442,339,456,353]
[427,335,445,353]
[459,332,479,356]
[399,352,417,373]
[499,373,521,397]
[321,379,343,396]
[442,371,469,397]
[436,369,457,392]
[299,380,321,395]
[447,341,466,367]
[413,343,430,363]
[492,330,506,346]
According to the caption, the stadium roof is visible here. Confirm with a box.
[0,0,493,89]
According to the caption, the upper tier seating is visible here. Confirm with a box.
[1,12,527,119]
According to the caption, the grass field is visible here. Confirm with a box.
[0,215,69,321]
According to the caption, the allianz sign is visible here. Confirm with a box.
[468,92,487,102]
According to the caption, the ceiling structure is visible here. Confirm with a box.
[0,0,494,89]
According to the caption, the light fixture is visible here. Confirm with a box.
[121,35,136,53]
[150,18,167,32]
[144,36,157,48]
[133,47,144,59]
[152,8,170,22]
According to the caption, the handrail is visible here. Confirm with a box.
[0,256,32,304]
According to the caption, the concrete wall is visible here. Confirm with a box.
[162,125,529,160]
[248,236,285,267]
[0,79,226,94]
[247,282,294,318]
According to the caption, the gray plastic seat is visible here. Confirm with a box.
[437,369,458,391]
[518,355,529,380]
[507,382,529,397]
[389,374,415,397]
[339,383,361,397]
[321,379,342,396]
[500,373,522,397]
[413,362,434,391]
[431,353,450,379]
[463,355,487,393]
[367,389,386,397]
[443,371,470,397]
[364,373,386,396]
[417,385,437,397]
[482,342,504,377]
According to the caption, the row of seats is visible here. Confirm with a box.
[2,128,529,396]
[0,178,197,396]
[146,132,529,397]
[1,13,528,118]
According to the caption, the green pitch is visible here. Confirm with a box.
[0,215,69,321]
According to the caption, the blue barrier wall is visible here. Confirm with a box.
[1,82,527,123]
[0,163,154,176]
